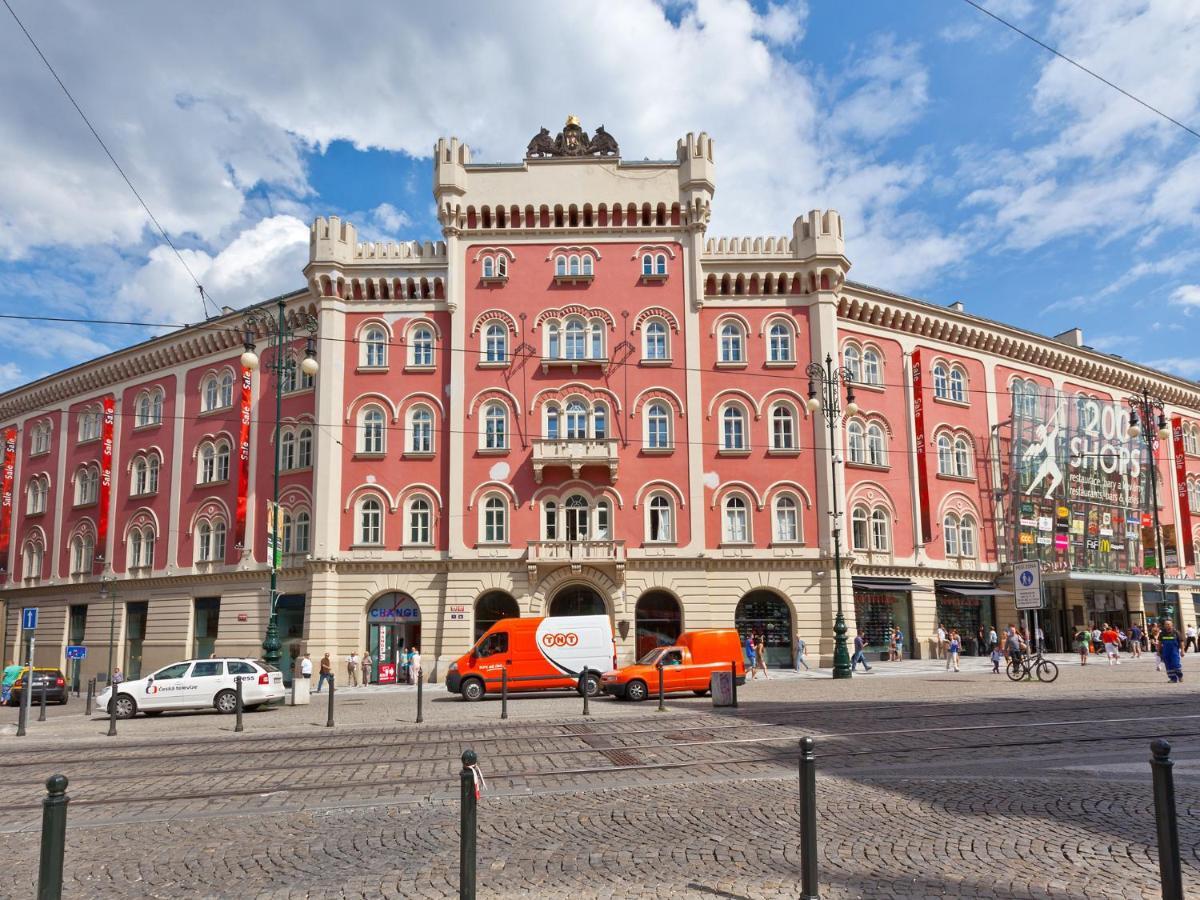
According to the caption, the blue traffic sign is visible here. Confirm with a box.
[66,645,87,660]
[1019,570,1034,587]
[21,607,38,631]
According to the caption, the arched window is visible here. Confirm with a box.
[953,437,971,477]
[565,317,586,360]
[484,323,507,363]
[133,454,159,495]
[293,510,311,553]
[719,322,745,363]
[565,400,588,439]
[23,542,43,581]
[870,508,890,551]
[410,326,435,368]
[594,498,612,539]
[774,495,799,543]
[644,319,668,360]
[721,405,747,451]
[851,506,869,550]
[408,497,432,545]
[71,532,95,575]
[848,421,865,464]
[545,403,560,440]
[27,476,47,514]
[582,255,593,276]
[410,406,433,454]
[363,326,388,368]
[862,349,881,386]
[1012,379,1039,419]
[547,321,561,359]
[496,255,507,277]
[482,256,495,278]
[771,404,796,450]
[646,402,670,449]
[723,495,749,543]
[589,318,605,358]
[654,253,666,275]
[360,406,385,454]
[483,403,507,450]
[564,494,589,540]
[933,364,949,399]
[866,424,886,466]
[75,466,99,505]
[937,434,954,475]
[593,401,608,439]
[648,494,673,542]
[482,495,507,543]
[949,368,966,403]
[543,500,558,540]
[768,321,793,362]
[555,255,567,276]
[297,428,313,468]
[279,430,296,471]
[943,514,959,557]
[31,422,51,455]
[843,345,862,382]
[202,377,220,412]
[135,392,152,427]
[358,497,382,545]
[131,525,156,569]
[959,515,977,557]
[219,371,234,408]
[215,441,231,481]
[569,254,581,276]
[642,253,654,276]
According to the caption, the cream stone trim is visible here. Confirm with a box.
[633,479,687,509]
[631,306,681,333]
[761,388,812,418]
[397,391,446,418]
[763,481,813,509]
[343,392,401,423]
[631,386,686,418]
[529,382,622,416]
[709,480,764,510]
[631,244,677,260]
[706,389,761,420]
[709,311,751,337]
[397,482,445,510]
[344,483,399,513]
[470,246,517,262]
[467,387,522,419]
[532,305,617,330]
[467,481,519,510]
[544,244,603,261]
[530,481,625,510]
[936,490,983,523]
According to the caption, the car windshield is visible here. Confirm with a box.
[255,661,279,673]
[636,648,665,666]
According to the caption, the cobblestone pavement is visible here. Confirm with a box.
[0,656,1196,898]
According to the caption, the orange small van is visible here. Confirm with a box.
[600,629,745,701]
[446,615,615,701]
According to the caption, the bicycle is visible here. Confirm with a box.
[1006,651,1059,683]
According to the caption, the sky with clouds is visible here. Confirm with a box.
[1,0,1199,390]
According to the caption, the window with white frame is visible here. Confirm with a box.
[132,453,160,496]
[933,363,949,400]
[935,363,967,402]
[723,495,750,543]
[646,402,671,450]
[409,326,435,367]
[546,321,561,358]
[870,508,890,551]
[1184,425,1199,456]
[943,514,959,557]
[642,252,667,276]
[866,423,886,466]
[648,494,674,542]
[852,505,890,552]
[31,422,51,455]
[482,495,507,543]
[198,440,231,483]
[135,389,164,427]
[546,403,560,440]
[363,326,388,368]
[843,345,861,382]
[78,406,101,441]
[279,430,296,471]
[282,362,314,393]
[774,494,799,543]
[719,321,745,363]
[484,322,508,363]
[770,403,796,451]
[26,476,48,514]
[297,427,313,468]
[359,406,386,454]
[594,401,608,439]
[960,515,977,557]
[949,368,966,403]
[943,513,977,558]
[721,404,747,451]
[851,506,868,550]
[408,496,432,545]
[543,500,558,540]
[937,434,953,475]
[1012,379,1039,419]
[283,509,310,554]
[409,406,433,454]
[594,498,611,539]
[767,321,793,362]
[482,256,496,279]
[23,541,43,580]
[483,403,507,450]
[556,253,594,277]
[565,400,587,439]
[848,421,865,464]
[195,519,225,563]
[129,525,156,569]
[358,496,382,545]
[953,437,970,477]
[70,532,95,575]
[862,348,881,386]
[565,317,586,359]
[74,466,99,505]
[643,319,669,361]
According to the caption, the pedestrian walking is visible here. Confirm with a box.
[1034,625,1044,654]
[851,630,872,672]
[1076,628,1091,666]
[933,623,946,660]
[1129,623,1143,658]
[361,651,373,685]
[1091,625,1102,654]
[1159,621,1183,683]
[893,627,904,661]
[1101,623,1120,666]
[945,630,961,672]
[987,625,998,652]
[299,654,313,681]
[744,634,758,680]
[315,653,334,693]
[346,651,359,687]
[410,647,422,683]
[976,626,986,658]
[404,646,415,683]
[0,660,21,704]
[1185,623,1198,654]
[794,635,809,671]
[1150,623,1162,670]
[990,641,1003,674]
[753,633,769,679]
[888,628,898,662]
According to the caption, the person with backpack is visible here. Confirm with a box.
[945,630,961,672]
[744,634,758,680]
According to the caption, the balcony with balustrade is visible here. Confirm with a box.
[527,539,626,577]
[531,438,619,483]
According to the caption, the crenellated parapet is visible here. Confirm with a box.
[310,216,357,266]
[701,209,850,298]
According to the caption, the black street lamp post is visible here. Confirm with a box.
[1126,388,1174,626]
[241,298,318,670]
[807,353,858,680]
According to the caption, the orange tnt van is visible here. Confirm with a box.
[600,629,745,701]
[446,615,615,701]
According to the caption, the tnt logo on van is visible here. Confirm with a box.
[541,632,579,648]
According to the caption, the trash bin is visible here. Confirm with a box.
[290,659,311,706]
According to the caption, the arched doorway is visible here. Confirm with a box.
[549,585,606,617]
[735,590,793,668]
[635,591,682,659]
[366,592,421,683]
[475,591,519,641]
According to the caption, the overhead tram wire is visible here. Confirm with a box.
[958,0,1200,143]
[0,0,219,320]
[0,311,1186,405]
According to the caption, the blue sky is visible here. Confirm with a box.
[1,0,1198,390]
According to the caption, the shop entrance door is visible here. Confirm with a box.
[368,622,421,682]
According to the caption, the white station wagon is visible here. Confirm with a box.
[95,657,285,719]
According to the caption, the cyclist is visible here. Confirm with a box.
[1005,625,1027,679]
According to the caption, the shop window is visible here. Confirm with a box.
[735,590,792,668]
[635,591,681,659]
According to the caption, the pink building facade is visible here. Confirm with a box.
[3,118,1200,684]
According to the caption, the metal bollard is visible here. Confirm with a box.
[107,686,118,737]
[39,680,48,722]
[84,679,93,718]
[17,668,31,738]
[460,749,478,900]
[656,662,665,712]
[37,774,69,900]
[234,678,244,733]
[730,661,739,709]
[416,669,424,725]
[500,668,508,721]
[325,677,335,728]
[799,736,820,899]
[1150,739,1183,900]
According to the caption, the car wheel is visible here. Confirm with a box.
[111,694,137,719]
[143,711,164,717]
[577,673,601,697]
[214,689,239,714]
[60,695,69,705]
[461,677,486,702]
[625,679,648,702]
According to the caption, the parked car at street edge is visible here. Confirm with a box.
[602,629,745,701]
[94,658,284,719]
[5,667,68,706]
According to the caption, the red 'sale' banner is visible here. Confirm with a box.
[1171,416,1195,567]
[911,350,933,544]
[0,427,16,577]
[95,394,115,566]
[233,366,252,552]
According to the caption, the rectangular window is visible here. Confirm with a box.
[193,597,220,659]
[125,601,149,680]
